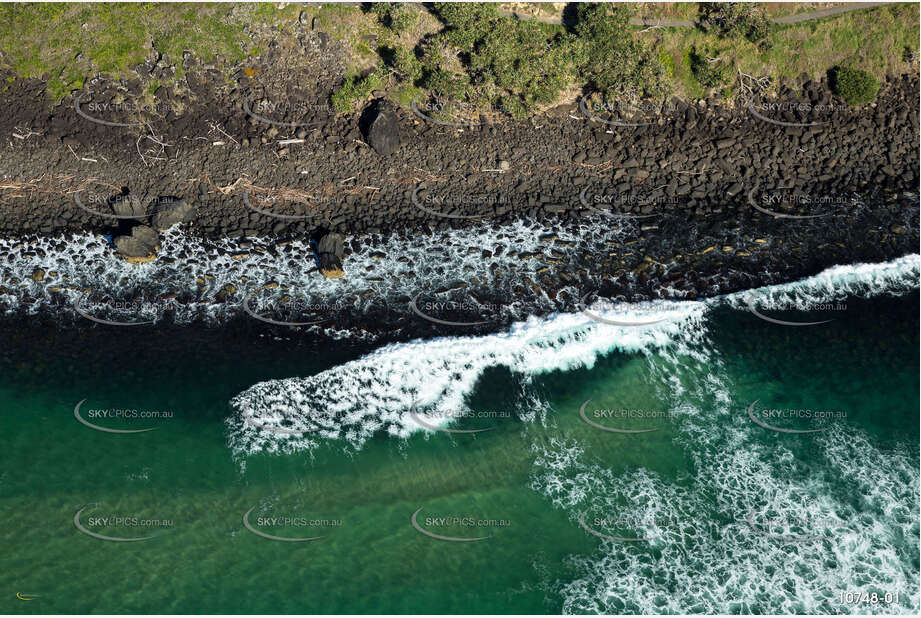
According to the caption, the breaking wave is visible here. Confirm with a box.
[228,253,918,613]
[227,254,918,456]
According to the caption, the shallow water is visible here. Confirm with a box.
[0,256,918,614]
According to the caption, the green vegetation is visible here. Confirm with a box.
[689,46,730,88]
[330,70,381,113]
[571,3,664,102]
[829,65,880,105]
[371,3,418,34]
[697,2,771,43]
[0,3,257,100]
[652,3,917,101]
[0,3,916,116]
[424,3,577,111]
[335,2,663,118]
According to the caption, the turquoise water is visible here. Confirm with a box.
[1,258,918,614]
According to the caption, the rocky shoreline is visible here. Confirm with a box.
[0,70,918,339]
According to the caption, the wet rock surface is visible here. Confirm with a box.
[111,194,148,220]
[0,70,917,318]
[316,231,345,278]
[114,224,160,261]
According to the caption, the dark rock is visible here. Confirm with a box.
[151,198,195,230]
[111,194,147,220]
[366,105,400,156]
[316,232,345,278]
[114,225,160,261]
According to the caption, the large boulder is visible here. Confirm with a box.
[316,232,345,279]
[366,105,400,156]
[114,225,160,263]
[111,194,147,220]
[151,197,196,230]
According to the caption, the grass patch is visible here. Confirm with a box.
[646,3,918,99]
[0,3,306,101]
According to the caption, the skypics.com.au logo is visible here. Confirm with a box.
[410,184,506,220]
[74,94,172,128]
[73,399,173,434]
[242,291,345,327]
[243,97,331,128]
[411,99,485,128]
[748,99,847,128]
[579,98,680,127]
[410,507,510,542]
[578,400,677,434]
[73,294,172,326]
[745,294,847,327]
[578,187,673,218]
[409,295,504,327]
[242,505,341,542]
[408,404,510,434]
[746,400,847,434]
[747,189,849,220]
[73,504,174,542]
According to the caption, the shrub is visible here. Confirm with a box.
[330,70,380,113]
[418,66,468,101]
[689,46,730,88]
[698,2,771,42]
[370,3,416,34]
[394,47,423,82]
[378,45,423,82]
[499,95,527,120]
[828,66,879,105]
[415,39,468,99]
[382,2,664,117]
[432,2,576,107]
[572,3,664,102]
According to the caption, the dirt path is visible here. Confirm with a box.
[491,2,892,27]
[770,2,889,24]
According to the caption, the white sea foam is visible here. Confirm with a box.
[535,430,919,614]
[228,254,919,457]
[227,299,706,456]
[228,253,919,613]
[0,217,633,333]
[530,294,919,614]
[537,256,919,614]
[726,254,921,309]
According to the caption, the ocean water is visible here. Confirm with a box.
[0,252,918,614]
